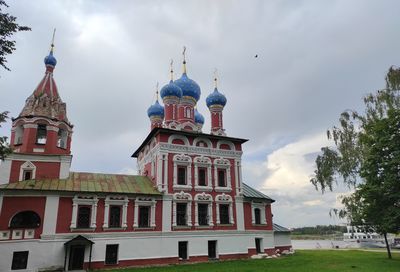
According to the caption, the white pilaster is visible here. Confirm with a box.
[133,202,139,228]
[0,158,12,184]
[103,202,110,228]
[91,201,98,228]
[42,195,59,235]
[150,201,156,227]
[162,195,172,231]
[235,196,245,230]
[70,202,78,229]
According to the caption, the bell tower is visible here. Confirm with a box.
[0,34,73,184]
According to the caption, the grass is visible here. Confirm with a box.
[98,250,400,272]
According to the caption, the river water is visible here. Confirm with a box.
[292,240,349,250]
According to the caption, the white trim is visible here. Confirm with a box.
[215,194,234,225]
[235,196,245,231]
[162,194,172,232]
[172,154,192,190]
[172,191,192,227]
[103,196,129,229]
[251,202,267,225]
[214,158,232,192]
[167,134,190,146]
[194,193,213,227]
[0,158,12,184]
[70,195,98,229]
[216,140,235,151]
[33,148,45,153]
[192,137,212,148]
[59,156,72,179]
[193,156,212,191]
[133,197,157,228]
[42,195,60,235]
[18,161,36,181]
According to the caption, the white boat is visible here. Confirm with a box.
[343,226,394,248]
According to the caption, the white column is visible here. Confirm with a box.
[235,197,244,230]
[234,159,240,195]
[227,167,232,189]
[103,202,110,228]
[122,200,128,228]
[163,154,168,191]
[251,204,255,224]
[0,158,12,184]
[70,202,78,229]
[133,202,139,228]
[42,196,59,235]
[207,165,212,188]
[208,203,214,226]
[194,202,199,226]
[91,200,98,228]
[187,202,192,226]
[188,164,192,187]
[173,163,177,186]
[194,164,198,187]
[157,155,163,191]
[229,202,234,224]
[150,201,156,227]
[238,161,243,194]
[262,206,267,225]
[214,166,218,188]
[172,202,177,227]
[216,204,220,224]
[162,195,172,232]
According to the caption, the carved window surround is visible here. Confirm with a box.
[215,193,234,225]
[103,196,129,229]
[173,154,192,190]
[214,158,232,192]
[70,195,98,230]
[193,156,212,191]
[172,191,192,227]
[19,161,36,181]
[252,201,267,225]
[133,197,156,228]
[194,193,213,227]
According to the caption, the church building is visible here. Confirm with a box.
[0,43,291,271]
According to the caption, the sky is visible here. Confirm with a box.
[1,0,399,228]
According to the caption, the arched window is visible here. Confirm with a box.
[10,211,41,228]
[36,124,47,144]
[14,125,24,145]
[57,128,68,149]
[254,208,261,225]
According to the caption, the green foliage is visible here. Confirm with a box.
[311,66,400,258]
[291,225,346,236]
[0,111,12,160]
[0,0,31,71]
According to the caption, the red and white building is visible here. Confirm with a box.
[0,45,291,271]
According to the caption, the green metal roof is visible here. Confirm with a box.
[273,223,291,232]
[242,183,275,202]
[0,172,161,195]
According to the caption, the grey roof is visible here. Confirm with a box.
[273,223,291,232]
[242,183,275,202]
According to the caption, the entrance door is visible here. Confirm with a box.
[255,238,262,254]
[178,241,188,260]
[69,245,85,270]
[208,240,217,259]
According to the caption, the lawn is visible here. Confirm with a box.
[98,250,400,272]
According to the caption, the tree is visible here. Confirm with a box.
[0,111,12,160]
[310,66,400,259]
[0,0,31,71]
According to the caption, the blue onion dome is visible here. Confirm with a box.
[206,87,227,107]
[174,73,201,101]
[147,100,164,118]
[44,50,57,67]
[160,80,183,99]
[194,109,205,124]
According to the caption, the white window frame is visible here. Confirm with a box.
[70,195,98,230]
[172,191,192,227]
[214,158,232,192]
[215,193,234,225]
[194,193,213,227]
[194,156,212,191]
[19,161,36,181]
[103,196,128,229]
[133,197,156,228]
[252,202,267,225]
[173,154,192,190]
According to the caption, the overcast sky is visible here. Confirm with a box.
[1,0,399,228]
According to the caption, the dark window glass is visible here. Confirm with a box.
[57,129,67,149]
[218,170,226,187]
[198,168,206,186]
[139,206,150,228]
[36,124,47,144]
[105,244,118,265]
[208,241,217,259]
[198,204,208,226]
[10,211,40,229]
[176,203,187,226]
[77,206,91,228]
[177,167,186,185]
[255,238,262,253]
[178,241,188,260]
[11,251,29,270]
[254,208,261,225]
[219,204,229,224]
[23,170,32,181]
[109,206,121,228]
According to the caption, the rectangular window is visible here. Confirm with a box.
[176,203,187,226]
[36,124,47,144]
[208,240,217,259]
[23,170,32,181]
[219,204,230,224]
[198,203,208,226]
[254,208,261,225]
[138,206,150,228]
[218,170,226,187]
[177,167,186,185]
[77,206,91,228]
[198,168,206,186]
[11,251,29,270]
[109,206,121,228]
[105,244,119,265]
[178,241,188,260]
